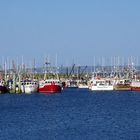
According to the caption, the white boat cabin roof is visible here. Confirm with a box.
[44,79,60,83]
[21,80,38,85]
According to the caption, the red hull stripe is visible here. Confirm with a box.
[39,85,61,93]
[131,87,140,91]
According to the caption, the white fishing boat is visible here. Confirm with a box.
[78,80,88,89]
[89,78,114,91]
[78,84,88,89]
[66,80,78,88]
[21,80,39,94]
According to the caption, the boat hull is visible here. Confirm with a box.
[91,85,114,91]
[131,87,140,91]
[78,85,88,89]
[114,85,131,91]
[0,86,9,93]
[21,85,38,94]
[20,80,39,94]
[39,84,61,93]
[131,81,140,91]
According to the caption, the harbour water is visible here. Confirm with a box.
[0,89,140,140]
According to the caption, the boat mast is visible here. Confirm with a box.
[44,57,50,80]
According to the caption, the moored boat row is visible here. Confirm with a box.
[88,77,140,91]
[1,58,140,93]
[1,77,140,93]
[0,78,62,94]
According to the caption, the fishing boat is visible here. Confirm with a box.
[89,78,114,91]
[66,80,78,88]
[38,58,62,93]
[0,80,9,93]
[39,79,62,93]
[130,80,140,91]
[21,80,39,94]
[78,80,88,89]
[113,79,131,91]
[78,84,88,89]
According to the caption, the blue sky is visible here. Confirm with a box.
[0,0,140,66]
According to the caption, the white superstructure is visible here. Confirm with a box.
[89,78,114,91]
[21,80,39,94]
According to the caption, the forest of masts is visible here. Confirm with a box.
[0,56,139,81]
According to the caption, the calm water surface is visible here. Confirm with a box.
[0,89,140,140]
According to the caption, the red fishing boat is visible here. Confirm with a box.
[131,80,140,91]
[39,58,62,93]
[39,79,62,93]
